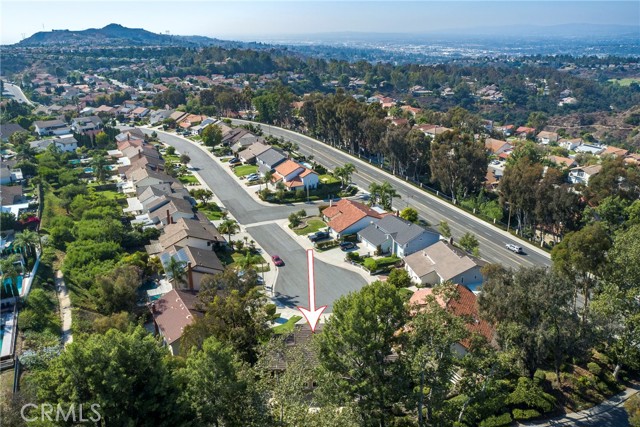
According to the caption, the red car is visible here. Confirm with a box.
[272,255,284,266]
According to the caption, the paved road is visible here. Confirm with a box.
[142,129,366,311]
[1,82,33,106]
[231,119,552,270]
[247,223,366,312]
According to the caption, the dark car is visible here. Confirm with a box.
[308,231,330,242]
[340,242,356,251]
[272,255,284,266]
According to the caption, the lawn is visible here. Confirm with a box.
[272,315,303,334]
[92,189,126,200]
[608,77,640,86]
[234,165,259,177]
[293,218,327,235]
[319,174,340,185]
[179,174,200,185]
[198,203,225,220]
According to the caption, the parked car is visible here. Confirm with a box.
[272,255,284,266]
[340,242,356,251]
[229,158,241,166]
[505,243,523,254]
[308,231,330,242]
[246,174,260,181]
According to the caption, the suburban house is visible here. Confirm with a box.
[71,116,103,133]
[547,155,577,169]
[484,138,512,155]
[149,109,174,125]
[569,164,603,185]
[601,146,629,158]
[150,289,195,355]
[575,144,605,155]
[221,128,250,146]
[559,138,582,151]
[404,241,486,290]
[410,284,496,354]
[0,162,22,185]
[29,135,78,152]
[417,124,452,138]
[323,199,385,238]
[33,119,71,136]
[515,126,536,138]
[231,134,265,153]
[256,147,287,174]
[0,185,25,206]
[272,160,319,191]
[0,123,26,142]
[129,167,178,188]
[358,215,440,257]
[238,141,271,164]
[495,125,514,137]
[94,105,116,115]
[159,245,225,291]
[129,107,150,120]
[147,196,196,226]
[536,131,559,145]
[147,217,226,255]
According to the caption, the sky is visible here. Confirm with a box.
[1,1,638,44]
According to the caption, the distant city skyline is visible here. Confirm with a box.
[2,1,638,45]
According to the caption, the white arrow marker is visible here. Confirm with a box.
[298,249,327,332]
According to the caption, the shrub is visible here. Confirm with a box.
[297,209,307,218]
[506,377,556,413]
[315,240,339,250]
[479,413,512,427]
[288,212,302,228]
[512,409,541,421]
[295,189,305,200]
[587,362,602,377]
[346,252,360,262]
[624,394,640,427]
[533,370,547,384]
[363,258,378,271]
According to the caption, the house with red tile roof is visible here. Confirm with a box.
[601,146,629,158]
[409,284,496,354]
[484,138,512,155]
[400,105,422,117]
[272,160,319,191]
[323,199,385,237]
[516,126,536,138]
[547,155,576,169]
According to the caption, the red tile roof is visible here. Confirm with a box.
[323,199,384,233]
[151,290,194,345]
[274,160,303,177]
[410,284,495,349]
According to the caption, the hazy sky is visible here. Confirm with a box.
[1,1,638,44]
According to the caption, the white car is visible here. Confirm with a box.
[505,243,523,254]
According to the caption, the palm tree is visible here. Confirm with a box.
[337,163,357,189]
[13,229,41,258]
[264,170,274,189]
[91,156,108,183]
[368,182,382,207]
[15,144,38,162]
[165,256,187,289]
[380,181,401,211]
[218,219,239,244]
[0,255,21,298]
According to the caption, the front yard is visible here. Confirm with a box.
[234,165,258,177]
[179,174,200,185]
[293,218,327,236]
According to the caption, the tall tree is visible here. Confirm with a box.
[218,219,240,243]
[180,337,268,427]
[317,281,406,426]
[34,327,184,427]
[430,130,487,202]
[164,256,188,289]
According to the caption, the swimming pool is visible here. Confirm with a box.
[2,275,23,295]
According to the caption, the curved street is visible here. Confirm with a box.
[142,128,367,312]
[229,119,552,270]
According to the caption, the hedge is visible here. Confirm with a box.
[587,362,602,377]
[363,257,378,271]
[512,409,541,421]
[479,413,513,427]
[315,240,339,250]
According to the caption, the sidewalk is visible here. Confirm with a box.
[55,271,73,347]
[520,383,639,427]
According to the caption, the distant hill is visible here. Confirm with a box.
[15,23,268,48]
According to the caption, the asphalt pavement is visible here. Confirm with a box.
[141,129,367,311]
[1,82,34,106]
[230,119,552,270]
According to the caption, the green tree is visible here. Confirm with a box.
[430,130,487,202]
[179,153,191,165]
[439,220,452,239]
[201,124,223,147]
[0,255,21,298]
[190,188,213,205]
[218,219,239,243]
[180,337,268,427]
[625,394,640,427]
[334,162,357,189]
[96,265,142,315]
[0,212,17,232]
[164,256,187,289]
[13,229,41,257]
[386,268,412,288]
[551,223,611,319]
[407,284,469,426]
[317,281,406,426]
[459,232,479,253]
[91,155,108,183]
[399,207,419,223]
[34,327,183,427]
[94,131,110,147]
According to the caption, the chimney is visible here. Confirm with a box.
[138,149,142,159]
[329,199,333,207]
[166,209,170,225]
[187,262,194,290]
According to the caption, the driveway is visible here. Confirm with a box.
[141,129,367,311]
